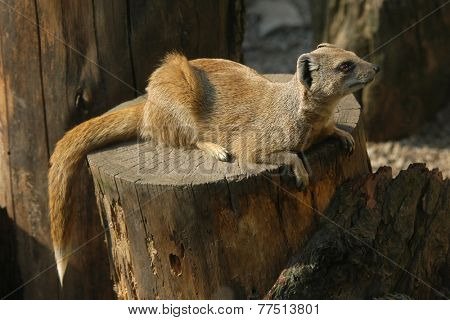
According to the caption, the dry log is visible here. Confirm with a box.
[0,0,243,299]
[266,164,449,300]
[87,74,371,299]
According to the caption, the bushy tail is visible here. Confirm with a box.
[49,104,142,285]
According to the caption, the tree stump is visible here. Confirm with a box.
[0,0,243,299]
[266,164,449,300]
[87,74,371,299]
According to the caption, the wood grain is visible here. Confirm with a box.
[267,164,449,299]
[88,74,371,299]
[0,0,243,299]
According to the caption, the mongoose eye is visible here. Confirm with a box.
[338,61,354,73]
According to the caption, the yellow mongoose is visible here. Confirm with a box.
[49,43,379,284]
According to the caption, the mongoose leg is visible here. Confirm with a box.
[196,141,231,162]
[256,151,310,190]
[333,127,355,155]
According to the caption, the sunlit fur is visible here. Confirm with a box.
[49,44,378,285]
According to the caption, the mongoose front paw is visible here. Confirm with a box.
[213,146,231,162]
[196,142,231,162]
[338,131,355,155]
[291,158,310,190]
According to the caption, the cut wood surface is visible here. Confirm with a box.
[266,164,449,300]
[0,0,243,299]
[87,74,371,299]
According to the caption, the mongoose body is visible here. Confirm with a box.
[49,43,379,284]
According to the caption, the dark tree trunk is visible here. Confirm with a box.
[266,164,449,300]
[0,0,243,299]
[310,0,450,141]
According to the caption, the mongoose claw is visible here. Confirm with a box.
[211,145,231,162]
[217,150,231,162]
[196,142,231,162]
[291,158,310,190]
[295,176,307,190]
[338,132,355,155]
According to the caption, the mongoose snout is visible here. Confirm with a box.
[49,43,378,284]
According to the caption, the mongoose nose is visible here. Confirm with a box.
[372,64,380,73]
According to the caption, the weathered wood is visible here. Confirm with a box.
[0,0,243,299]
[266,164,449,300]
[128,0,244,90]
[0,0,57,299]
[87,74,371,299]
[310,0,450,141]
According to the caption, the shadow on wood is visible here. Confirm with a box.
[266,164,449,300]
[0,207,22,299]
[0,0,243,299]
[87,74,371,299]
[0,204,112,300]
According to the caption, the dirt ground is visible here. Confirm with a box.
[243,0,449,178]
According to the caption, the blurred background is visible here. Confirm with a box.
[0,0,448,299]
[243,0,449,178]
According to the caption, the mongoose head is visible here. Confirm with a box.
[296,43,380,100]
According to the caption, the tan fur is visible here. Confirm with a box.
[49,105,142,283]
[49,44,378,284]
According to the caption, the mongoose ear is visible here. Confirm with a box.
[297,54,319,89]
[317,43,336,49]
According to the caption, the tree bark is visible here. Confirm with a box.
[87,74,371,299]
[0,0,243,299]
[310,0,450,141]
[266,164,449,300]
